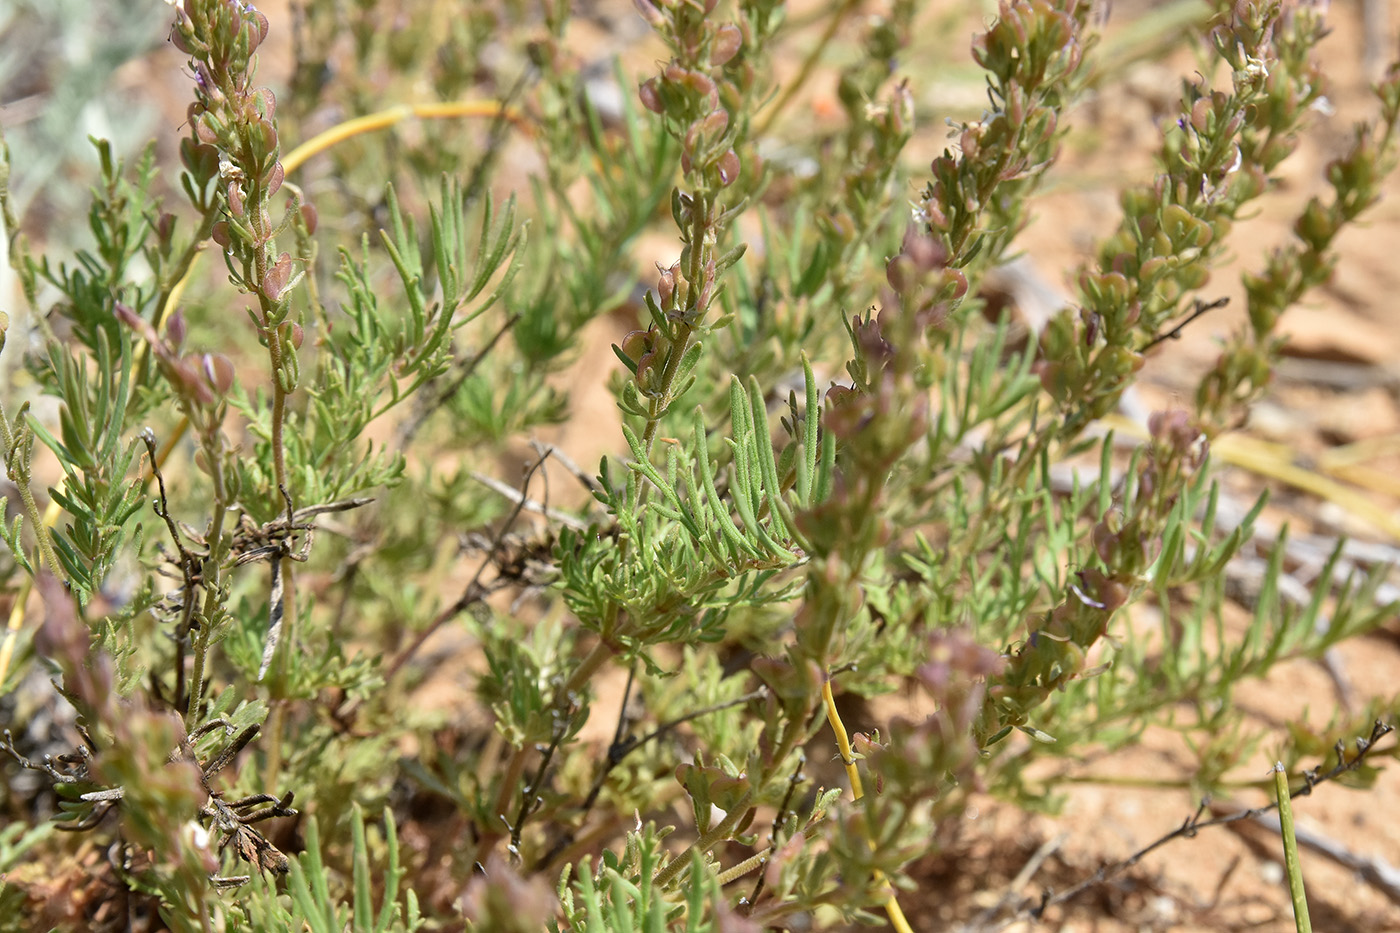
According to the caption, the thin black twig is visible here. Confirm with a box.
[462,69,530,206]
[626,688,771,764]
[142,430,202,713]
[509,704,575,859]
[395,311,521,449]
[568,663,638,823]
[1139,296,1230,352]
[1221,800,1400,906]
[538,686,770,869]
[977,720,1395,930]
[1,729,86,783]
[743,752,807,912]
[339,449,554,726]
[200,724,261,780]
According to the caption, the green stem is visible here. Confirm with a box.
[488,638,618,851]
[0,402,64,581]
[564,639,617,698]
[186,420,232,730]
[1274,762,1312,933]
[640,324,694,454]
[753,0,862,139]
[653,787,757,889]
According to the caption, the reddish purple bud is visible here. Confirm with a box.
[698,108,729,138]
[166,310,188,349]
[266,162,284,197]
[901,226,946,272]
[251,118,279,157]
[635,349,661,393]
[674,68,719,111]
[632,0,666,29]
[460,855,558,929]
[173,355,217,405]
[711,24,742,66]
[255,88,277,121]
[825,384,858,408]
[248,10,270,51]
[693,259,715,310]
[886,255,916,293]
[960,123,984,159]
[890,81,914,137]
[201,353,235,396]
[180,139,219,180]
[262,253,295,301]
[114,302,162,348]
[211,221,232,248]
[280,321,304,350]
[713,148,741,185]
[170,21,195,55]
[226,181,245,218]
[656,262,679,307]
[192,62,216,96]
[639,78,664,114]
[941,268,968,300]
[299,202,318,234]
[1092,519,1118,563]
[1148,408,1187,441]
[156,212,177,243]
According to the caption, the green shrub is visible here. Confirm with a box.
[2,0,1397,929]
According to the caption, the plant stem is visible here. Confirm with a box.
[0,402,64,581]
[653,787,757,889]
[1274,762,1313,933]
[564,639,617,698]
[186,424,232,731]
[281,101,530,175]
[822,677,913,933]
[753,0,862,139]
[822,678,864,798]
[641,326,692,455]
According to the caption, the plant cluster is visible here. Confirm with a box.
[1,0,1398,930]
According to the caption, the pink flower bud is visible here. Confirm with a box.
[716,148,741,186]
[656,263,678,307]
[166,310,188,349]
[265,162,284,197]
[280,321,304,350]
[632,0,665,29]
[262,253,295,301]
[226,181,245,218]
[170,21,195,55]
[635,349,661,393]
[711,24,742,66]
[890,81,914,137]
[201,353,235,396]
[941,268,968,300]
[248,10,270,51]
[886,255,916,293]
[620,329,652,362]
[255,87,277,121]
[639,78,664,114]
